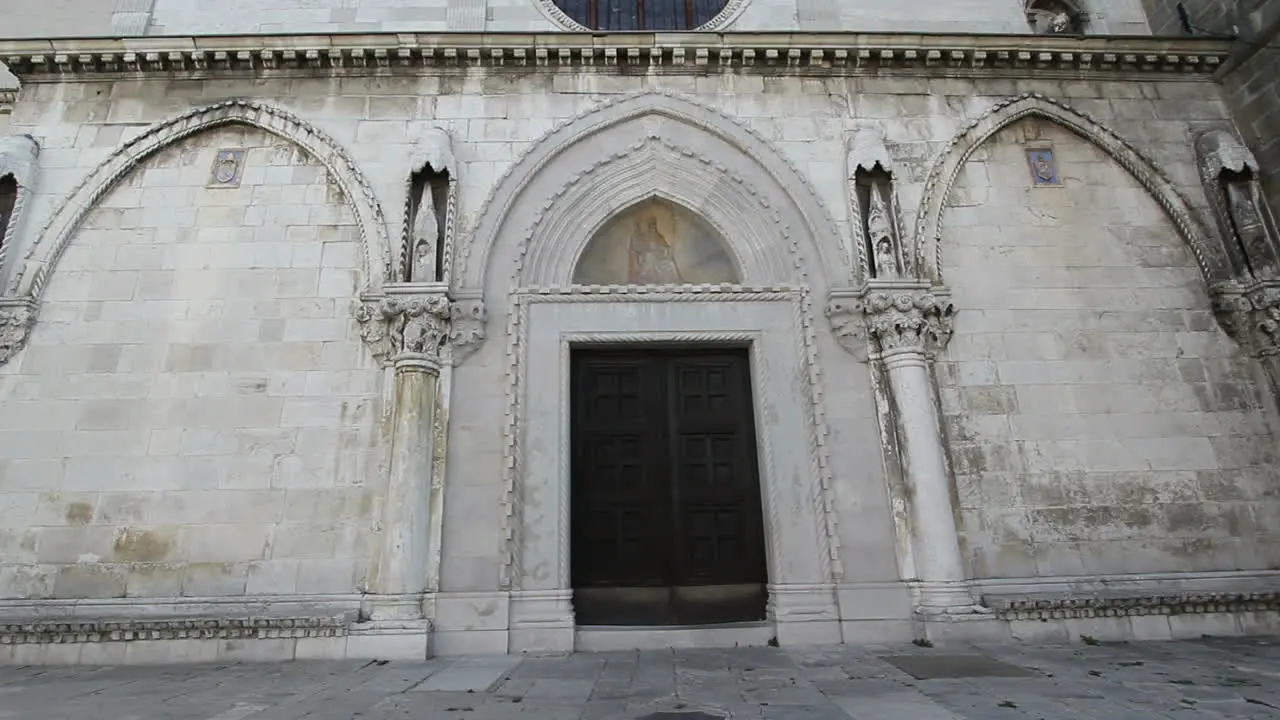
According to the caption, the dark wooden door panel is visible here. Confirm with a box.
[571,347,767,626]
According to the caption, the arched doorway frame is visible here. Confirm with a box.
[468,93,850,651]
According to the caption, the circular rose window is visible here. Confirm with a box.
[549,0,733,31]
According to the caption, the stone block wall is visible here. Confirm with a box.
[0,67,1264,604]
[940,118,1280,579]
[0,125,382,600]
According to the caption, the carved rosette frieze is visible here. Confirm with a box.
[0,297,37,367]
[827,284,955,359]
[1211,279,1280,357]
[355,288,486,367]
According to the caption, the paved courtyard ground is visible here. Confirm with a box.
[2,638,1280,719]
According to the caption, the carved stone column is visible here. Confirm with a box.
[828,283,986,617]
[353,286,452,658]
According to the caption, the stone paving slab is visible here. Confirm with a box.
[2,638,1280,719]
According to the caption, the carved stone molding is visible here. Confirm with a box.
[0,616,349,645]
[498,286,843,591]
[0,33,1228,79]
[912,93,1220,284]
[518,135,794,288]
[986,591,1280,621]
[355,286,485,367]
[824,293,870,362]
[1211,279,1280,357]
[448,297,486,366]
[459,90,846,293]
[865,287,956,354]
[1196,129,1280,281]
[826,284,955,357]
[0,296,36,367]
[356,288,451,366]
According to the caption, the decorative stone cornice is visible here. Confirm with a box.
[0,33,1229,80]
[354,285,485,367]
[827,283,955,358]
[1211,278,1280,357]
[0,296,37,367]
[0,616,349,645]
[985,591,1280,621]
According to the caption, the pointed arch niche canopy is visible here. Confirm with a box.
[573,198,740,286]
[460,92,848,297]
[912,93,1220,285]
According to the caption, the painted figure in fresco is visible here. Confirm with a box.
[412,181,439,283]
[866,181,899,279]
[1028,150,1058,185]
[627,215,683,284]
[1224,177,1280,276]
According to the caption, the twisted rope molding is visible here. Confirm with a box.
[456,89,847,292]
[531,0,751,32]
[911,92,1222,284]
[14,99,391,302]
[498,287,844,590]
[498,296,527,590]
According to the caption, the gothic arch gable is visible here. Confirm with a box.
[912,93,1220,284]
[458,91,848,296]
[11,99,390,299]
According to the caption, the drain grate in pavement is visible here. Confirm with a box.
[881,654,1039,680]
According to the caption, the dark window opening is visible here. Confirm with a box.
[553,0,730,31]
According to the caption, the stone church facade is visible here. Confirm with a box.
[1,0,1280,664]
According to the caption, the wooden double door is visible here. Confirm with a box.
[570,347,768,626]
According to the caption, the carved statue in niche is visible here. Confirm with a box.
[404,127,456,283]
[1024,0,1083,35]
[1196,130,1280,280]
[573,198,738,285]
[847,127,904,280]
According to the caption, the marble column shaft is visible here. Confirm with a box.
[366,353,440,621]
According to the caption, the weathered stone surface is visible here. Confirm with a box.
[0,5,1275,661]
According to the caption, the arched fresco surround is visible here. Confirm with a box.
[12,99,391,300]
[457,91,851,303]
[912,93,1221,286]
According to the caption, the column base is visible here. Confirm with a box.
[360,593,425,622]
[347,618,432,660]
[910,579,991,616]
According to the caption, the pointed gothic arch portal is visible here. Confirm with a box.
[572,198,741,286]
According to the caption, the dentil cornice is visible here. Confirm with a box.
[0,32,1230,80]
